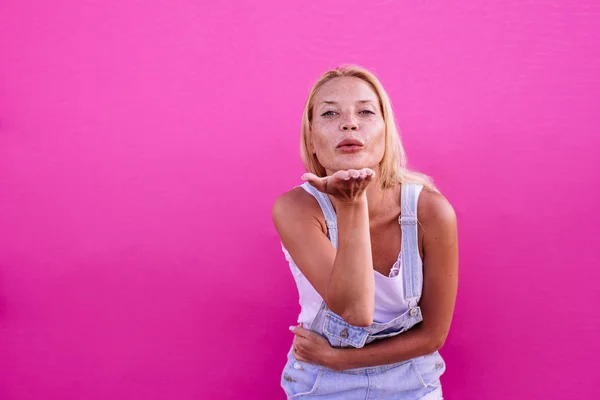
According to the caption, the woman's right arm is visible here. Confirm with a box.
[272,169,375,326]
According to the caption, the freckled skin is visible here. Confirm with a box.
[310,76,386,175]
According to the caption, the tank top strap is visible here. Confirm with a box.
[399,183,424,303]
[300,182,338,249]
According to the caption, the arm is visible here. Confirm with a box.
[291,190,458,370]
[325,196,374,326]
[272,169,375,326]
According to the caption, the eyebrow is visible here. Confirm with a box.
[321,100,376,105]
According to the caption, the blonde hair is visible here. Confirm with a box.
[300,65,436,191]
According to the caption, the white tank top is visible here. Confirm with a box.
[281,182,424,326]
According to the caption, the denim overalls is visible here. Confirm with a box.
[281,183,446,399]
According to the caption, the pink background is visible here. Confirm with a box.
[1,1,599,399]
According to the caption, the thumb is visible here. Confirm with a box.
[301,173,327,191]
[290,325,312,339]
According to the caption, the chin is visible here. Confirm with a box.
[327,161,378,173]
[318,152,382,173]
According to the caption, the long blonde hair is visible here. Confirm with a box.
[300,65,436,191]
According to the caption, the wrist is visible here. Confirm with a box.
[325,348,346,372]
[336,193,368,210]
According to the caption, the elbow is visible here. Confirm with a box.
[425,333,447,354]
[325,296,374,327]
[339,310,373,327]
[327,302,373,327]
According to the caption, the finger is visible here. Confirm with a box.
[332,170,351,181]
[363,169,375,181]
[348,169,360,179]
[290,325,310,339]
[292,337,306,356]
[301,173,328,191]
[292,346,307,362]
[301,172,320,183]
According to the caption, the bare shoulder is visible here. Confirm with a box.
[272,186,326,233]
[417,188,457,232]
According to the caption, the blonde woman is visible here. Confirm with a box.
[272,66,458,399]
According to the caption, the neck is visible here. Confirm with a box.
[326,172,399,220]
[364,177,399,219]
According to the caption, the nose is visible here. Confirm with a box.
[340,119,358,131]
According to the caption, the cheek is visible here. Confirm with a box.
[368,123,386,148]
[311,128,336,153]
[368,127,387,163]
[376,131,387,151]
[314,135,334,150]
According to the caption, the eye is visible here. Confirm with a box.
[321,111,337,117]
[359,110,376,115]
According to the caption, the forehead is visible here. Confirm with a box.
[313,76,380,104]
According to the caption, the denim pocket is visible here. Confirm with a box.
[364,325,408,345]
[323,311,369,348]
[411,351,445,389]
[281,354,325,399]
[368,359,426,393]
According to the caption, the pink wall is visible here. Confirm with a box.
[1,1,599,399]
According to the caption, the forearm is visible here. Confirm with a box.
[326,196,374,326]
[328,325,441,371]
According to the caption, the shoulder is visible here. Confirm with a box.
[417,187,457,232]
[272,186,317,219]
[272,186,326,232]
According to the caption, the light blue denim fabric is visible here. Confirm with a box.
[281,183,445,399]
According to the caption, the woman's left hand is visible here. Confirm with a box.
[290,325,341,370]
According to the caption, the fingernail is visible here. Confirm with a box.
[301,175,308,181]
[289,326,296,331]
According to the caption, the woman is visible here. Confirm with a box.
[272,65,458,399]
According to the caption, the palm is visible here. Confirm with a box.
[302,168,375,202]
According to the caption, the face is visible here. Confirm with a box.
[310,76,386,175]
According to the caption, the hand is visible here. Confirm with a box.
[290,325,341,371]
[301,169,375,204]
